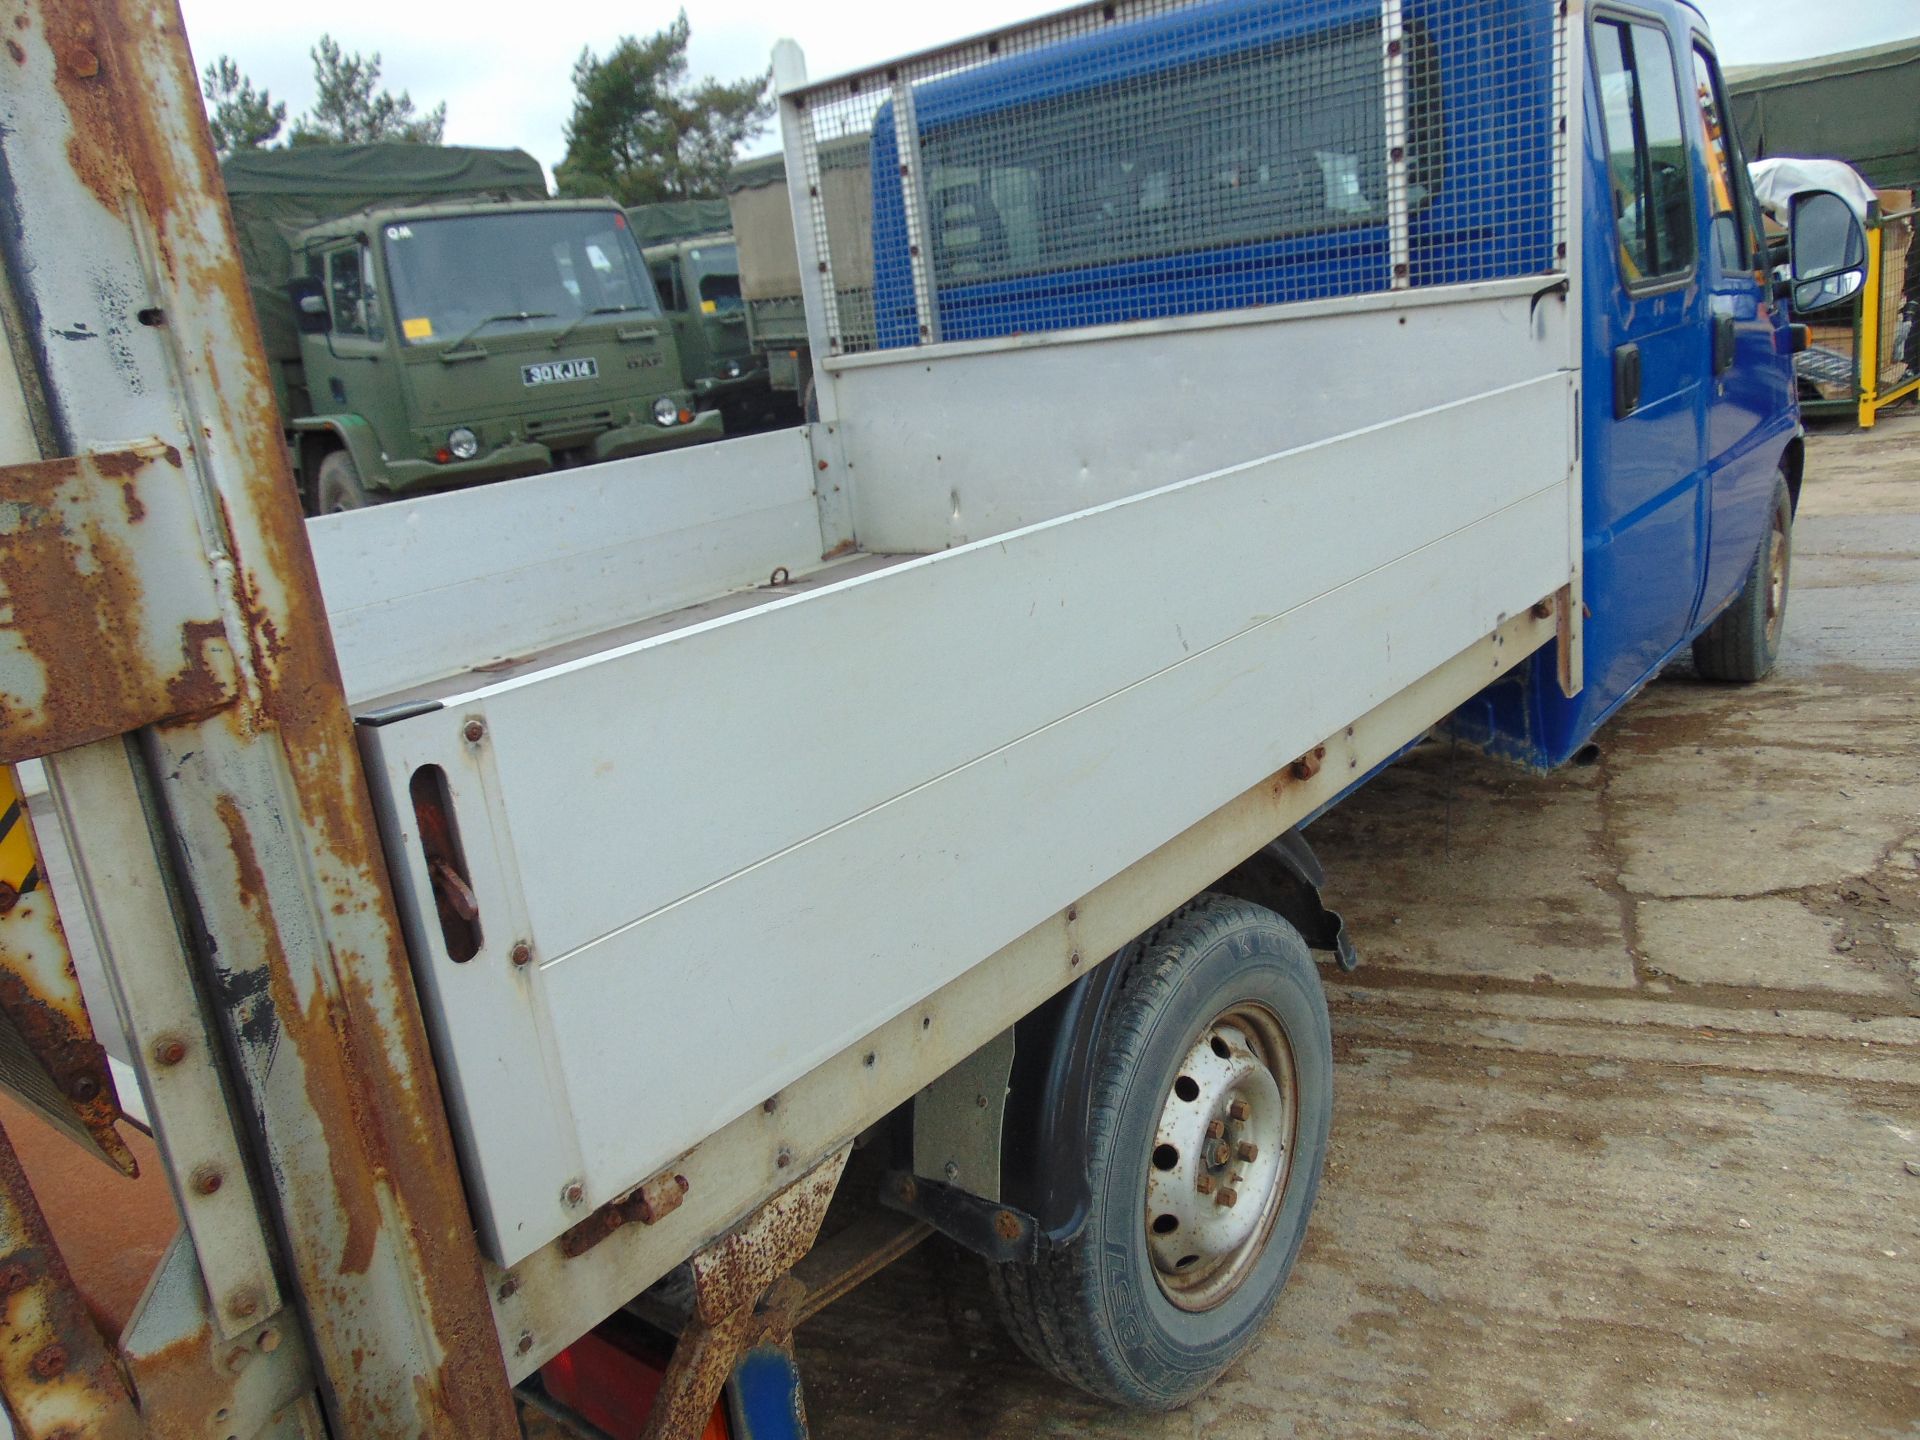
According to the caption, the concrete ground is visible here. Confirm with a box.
[794,411,1920,1438]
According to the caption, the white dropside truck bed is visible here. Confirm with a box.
[305,267,1580,1368]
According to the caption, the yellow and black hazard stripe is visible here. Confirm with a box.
[0,767,44,904]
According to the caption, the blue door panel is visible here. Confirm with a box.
[1458,0,1798,771]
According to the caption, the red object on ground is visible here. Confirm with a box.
[541,1322,729,1440]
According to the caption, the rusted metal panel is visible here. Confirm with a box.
[119,1233,319,1440]
[0,443,237,764]
[635,1149,846,1440]
[0,2,519,1435]
[0,1114,140,1440]
[0,765,133,1174]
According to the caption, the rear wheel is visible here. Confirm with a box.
[315,448,371,513]
[988,894,1332,1409]
[1693,473,1792,682]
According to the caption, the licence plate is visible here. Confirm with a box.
[522,357,599,387]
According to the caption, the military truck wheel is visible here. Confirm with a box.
[1693,473,1791,683]
[987,894,1332,1410]
[316,449,371,513]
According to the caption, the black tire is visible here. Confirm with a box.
[1692,473,1792,683]
[988,893,1333,1410]
[315,448,372,513]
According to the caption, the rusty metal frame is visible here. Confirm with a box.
[0,1,518,1434]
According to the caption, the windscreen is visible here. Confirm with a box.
[687,241,744,314]
[383,209,661,345]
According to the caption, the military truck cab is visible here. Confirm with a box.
[287,200,720,511]
[223,145,723,513]
[643,234,775,428]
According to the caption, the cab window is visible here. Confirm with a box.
[1593,17,1695,286]
[326,245,383,340]
[1690,43,1757,273]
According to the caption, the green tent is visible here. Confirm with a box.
[222,144,549,361]
[1727,37,1920,190]
[623,198,734,246]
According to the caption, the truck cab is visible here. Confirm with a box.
[288,199,722,511]
[643,233,774,428]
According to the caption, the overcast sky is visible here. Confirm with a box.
[178,0,1919,180]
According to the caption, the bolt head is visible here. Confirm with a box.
[153,1036,188,1066]
[562,1182,585,1207]
[509,941,532,968]
[1228,1099,1250,1123]
[462,718,486,743]
[191,1165,224,1196]
[227,1289,260,1320]
[29,1342,68,1380]
[775,1148,792,1170]
[516,1331,534,1356]
[497,1276,519,1301]
[1236,1141,1260,1163]
[256,1327,281,1353]
[943,1160,959,1180]
[1216,1187,1239,1209]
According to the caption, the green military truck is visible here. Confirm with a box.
[627,198,779,428]
[726,148,874,416]
[225,144,721,513]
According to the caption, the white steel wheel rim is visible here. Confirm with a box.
[1144,1002,1297,1312]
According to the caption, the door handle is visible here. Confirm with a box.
[617,326,661,343]
[1712,313,1736,375]
[1613,342,1641,419]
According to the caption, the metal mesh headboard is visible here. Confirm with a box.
[782,0,1569,357]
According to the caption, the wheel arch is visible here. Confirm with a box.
[998,829,1352,1246]
[292,415,384,508]
[1780,434,1804,515]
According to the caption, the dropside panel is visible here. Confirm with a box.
[359,374,1575,1265]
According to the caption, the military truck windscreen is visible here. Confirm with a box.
[687,242,744,315]
[383,209,660,345]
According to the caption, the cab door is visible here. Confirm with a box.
[1582,12,1709,699]
[315,241,388,416]
[1687,36,1792,618]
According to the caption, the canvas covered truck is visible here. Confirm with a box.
[226,144,721,515]
[0,0,1864,1436]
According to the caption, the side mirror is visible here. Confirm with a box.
[288,276,331,335]
[1787,190,1867,315]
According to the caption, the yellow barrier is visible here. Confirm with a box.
[1859,206,1920,429]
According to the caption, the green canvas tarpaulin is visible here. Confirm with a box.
[623,198,734,246]
[222,144,548,361]
[1727,37,1920,190]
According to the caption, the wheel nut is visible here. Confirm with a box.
[1236,1141,1260,1162]
[1206,1119,1225,1139]
[1216,1187,1239,1209]
[1196,1174,1214,1194]
[1228,1100,1250,1122]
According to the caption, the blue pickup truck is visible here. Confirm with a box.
[809,0,1862,1412]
